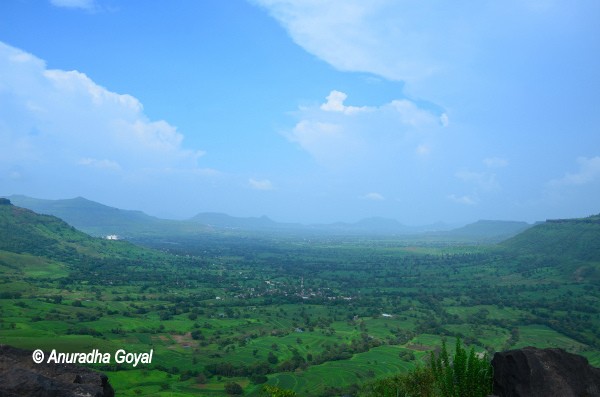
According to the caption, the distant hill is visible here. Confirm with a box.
[8,195,443,238]
[190,212,285,230]
[6,195,539,242]
[0,198,143,261]
[6,195,208,239]
[443,220,531,241]
[314,217,413,234]
[189,213,454,235]
[501,214,600,262]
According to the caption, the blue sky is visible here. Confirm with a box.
[1,0,599,224]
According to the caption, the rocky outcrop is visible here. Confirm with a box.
[0,345,114,397]
[492,346,600,397]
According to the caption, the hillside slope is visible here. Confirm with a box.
[0,198,158,262]
[501,214,600,262]
[447,220,531,240]
[6,195,208,239]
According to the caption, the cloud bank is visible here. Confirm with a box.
[0,41,208,205]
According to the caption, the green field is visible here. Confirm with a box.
[1,204,599,395]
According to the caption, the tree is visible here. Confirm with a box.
[267,351,279,364]
[224,381,243,395]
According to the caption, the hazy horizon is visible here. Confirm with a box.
[1,1,599,225]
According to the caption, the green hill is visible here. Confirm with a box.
[6,195,208,239]
[0,198,161,264]
[448,220,531,240]
[501,214,600,262]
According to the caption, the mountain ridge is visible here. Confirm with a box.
[6,194,538,241]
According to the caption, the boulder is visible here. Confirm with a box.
[492,346,600,397]
[0,345,114,397]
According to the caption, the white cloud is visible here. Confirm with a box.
[249,178,274,190]
[320,90,370,114]
[448,194,478,206]
[362,192,385,201]
[252,0,442,83]
[286,90,443,167]
[252,1,571,88]
[0,41,210,192]
[390,100,440,127]
[548,156,600,187]
[50,0,96,10]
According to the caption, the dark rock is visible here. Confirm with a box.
[492,346,600,397]
[0,345,114,397]
[0,198,11,205]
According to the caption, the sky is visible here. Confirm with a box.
[1,0,599,225]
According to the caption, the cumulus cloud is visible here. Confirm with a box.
[249,178,274,190]
[286,90,444,167]
[0,41,210,197]
[548,156,600,187]
[320,90,370,114]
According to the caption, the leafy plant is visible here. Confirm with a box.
[429,338,493,397]
[361,338,492,397]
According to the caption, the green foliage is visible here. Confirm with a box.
[224,381,244,395]
[261,384,297,397]
[360,365,435,397]
[1,202,599,396]
[362,339,492,397]
[429,338,492,397]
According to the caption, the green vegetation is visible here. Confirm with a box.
[1,201,599,396]
[429,339,492,397]
[360,338,491,397]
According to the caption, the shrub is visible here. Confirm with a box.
[224,381,244,395]
[261,385,297,397]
